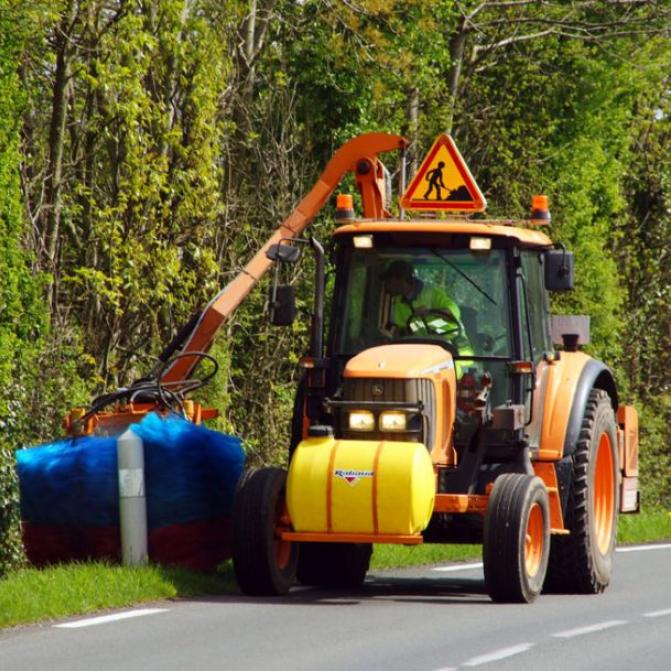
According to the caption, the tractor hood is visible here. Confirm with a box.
[344,344,454,379]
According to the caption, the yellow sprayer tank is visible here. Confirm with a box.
[286,435,435,536]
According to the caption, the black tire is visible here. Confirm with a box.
[483,474,550,603]
[545,389,619,594]
[232,467,298,596]
[297,542,372,588]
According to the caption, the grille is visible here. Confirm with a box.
[340,377,436,448]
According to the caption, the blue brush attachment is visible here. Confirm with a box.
[133,413,244,529]
[17,413,245,531]
[17,434,119,527]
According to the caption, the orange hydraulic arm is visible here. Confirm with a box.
[161,132,407,385]
[64,132,406,436]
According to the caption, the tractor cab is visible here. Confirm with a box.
[311,219,564,490]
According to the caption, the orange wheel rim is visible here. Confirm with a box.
[274,499,292,570]
[525,502,544,577]
[274,535,291,570]
[594,432,615,555]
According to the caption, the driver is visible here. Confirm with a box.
[380,260,474,368]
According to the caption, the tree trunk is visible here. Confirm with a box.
[407,87,420,175]
[44,0,78,314]
[445,21,468,134]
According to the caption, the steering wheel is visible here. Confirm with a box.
[477,332,508,353]
[405,307,463,338]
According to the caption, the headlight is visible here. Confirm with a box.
[348,410,375,431]
[379,411,407,431]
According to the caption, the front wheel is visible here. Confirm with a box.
[232,467,297,596]
[483,474,550,603]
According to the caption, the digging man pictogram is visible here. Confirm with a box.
[423,161,447,200]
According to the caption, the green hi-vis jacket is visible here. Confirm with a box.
[390,283,474,376]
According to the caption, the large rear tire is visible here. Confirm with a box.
[545,389,619,594]
[297,542,372,588]
[483,474,550,603]
[233,467,297,596]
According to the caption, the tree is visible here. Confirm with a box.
[0,0,48,575]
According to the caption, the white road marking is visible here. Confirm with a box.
[552,620,627,639]
[616,543,671,553]
[462,643,534,667]
[54,608,168,629]
[432,562,483,573]
[644,608,671,619]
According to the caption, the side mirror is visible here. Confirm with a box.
[266,244,300,263]
[268,285,296,326]
[544,248,574,291]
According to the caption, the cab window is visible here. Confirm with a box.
[520,251,553,362]
[338,247,512,358]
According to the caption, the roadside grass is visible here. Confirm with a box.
[1,509,668,629]
[0,561,236,630]
[617,509,671,545]
[372,543,479,569]
[371,509,671,570]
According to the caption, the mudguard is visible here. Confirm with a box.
[538,352,618,462]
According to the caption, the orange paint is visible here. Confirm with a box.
[325,440,339,533]
[344,343,454,380]
[532,462,566,533]
[334,220,553,248]
[538,351,590,461]
[343,343,457,461]
[282,531,423,545]
[274,500,293,570]
[525,502,544,576]
[161,132,407,384]
[433,493,489,514]
[594,431,616,553]
[400,134,487,212]
[371,441,384,533]
[64,401,217,436]
[617,405,639,477]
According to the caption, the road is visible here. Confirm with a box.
[2,544,670,671]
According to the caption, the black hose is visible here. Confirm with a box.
[74,351,219,431]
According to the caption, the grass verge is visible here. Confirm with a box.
[371,509,671,570]
[1,510,668,630]
[617,509,671,545]
[0,561,236,630]
[371,543,479,569]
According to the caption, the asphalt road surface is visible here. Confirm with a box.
[2,543,670,671]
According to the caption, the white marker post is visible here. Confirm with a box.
[117,429,148,565]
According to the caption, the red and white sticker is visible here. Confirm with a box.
[334,469,374,486]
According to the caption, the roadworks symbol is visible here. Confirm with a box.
[334,469,374,486]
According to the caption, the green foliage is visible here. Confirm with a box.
[0,0,48,574]
[1,0,670,575]
[0,445,23,577]
[637,396,671,509]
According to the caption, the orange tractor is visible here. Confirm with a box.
[230,133,640,603]
[65,132,639,603]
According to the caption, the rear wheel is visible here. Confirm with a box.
[545,389,619,593]
[297,542,372,588]
[483,474,550,603]
[233,467,297,596]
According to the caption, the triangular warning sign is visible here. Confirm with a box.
[401,134,487,212]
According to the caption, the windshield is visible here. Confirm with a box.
[336,247,512,358]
